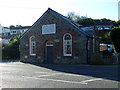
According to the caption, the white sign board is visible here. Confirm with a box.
[42,24,56,34]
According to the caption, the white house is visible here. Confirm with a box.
[10,25,31,35]
[2,38,9,44]
[1,25,10,44]
[0,24,2,36]
[2,27,10,36]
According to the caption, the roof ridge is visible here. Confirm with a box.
[20,8,93,39]
[48,8,89,36]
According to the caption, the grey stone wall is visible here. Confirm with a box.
[20,10,89,64]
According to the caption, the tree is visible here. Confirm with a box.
[66,12,78,21]
[76,17,94,26]
[110,27,120,53]
[66,12,94,26]
[99,32,111,44]
[2,36,20,59]
[116,20,120,26]
[2,30,27,59]
[66,12,117,27]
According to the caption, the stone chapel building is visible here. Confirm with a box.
[20,8,99,64]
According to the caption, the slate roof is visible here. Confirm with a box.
[10,26,31,30]
[48,8,92,37]
[20,8,95,39]
[3,27,10,29]
[81,26,95,36]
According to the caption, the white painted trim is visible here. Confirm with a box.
[63,33,72,56]
[29,36,36,56]
[46,41,54,46]
[30,54,36,56]
[64,54,72,56]
[46,45,53,46]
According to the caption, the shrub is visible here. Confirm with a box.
[2,29,28,59]
[2,38,20,59]
[110,27,120,53]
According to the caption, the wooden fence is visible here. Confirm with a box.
[103,55,113,64]
[90,52,114,65]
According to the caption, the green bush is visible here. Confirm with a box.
[2,39,20,59]
[2,30,27,59]
[110,27,120,53]
[99,31,111,44]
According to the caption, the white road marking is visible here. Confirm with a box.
[81,78,103,84]
[23,72,103,85]
[35,72,49,73]
[59,73,83,77]
[22,76,87,84]
[3,71,19,73]
[35,72,83,77]
[33,73,62,78]
[2,72,11,73]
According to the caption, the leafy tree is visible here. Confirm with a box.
[116,20,120,26]
[2,36,20,59]
[76,17,94,26]
[99,32,111,44]
[66,12,94,26]
[66,12,117,27]
[66,12,78,21]
[110,27,120,52]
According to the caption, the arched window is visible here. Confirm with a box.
[63,33,72,56]
[29,36,36,56]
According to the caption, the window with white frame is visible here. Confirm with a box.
[30,36,36,56]
[63,33,72,56]
[12,30,17,34]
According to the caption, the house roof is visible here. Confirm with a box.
[48,8,89,37]
[81,26,96,37]
[3,27,10,29]
[10,26,31,30]
[20,8,95,39]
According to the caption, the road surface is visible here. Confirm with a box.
[0,62,119,88]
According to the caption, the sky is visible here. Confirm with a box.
[118,1,120,20]
[0,0,119,27]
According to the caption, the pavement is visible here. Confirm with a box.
[0,62,120,88]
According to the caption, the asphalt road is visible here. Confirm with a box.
[0,62,120,88]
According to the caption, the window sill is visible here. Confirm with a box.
[30,54,36,56]
[63,54,72,56]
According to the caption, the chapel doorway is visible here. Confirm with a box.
[45,41,54,64]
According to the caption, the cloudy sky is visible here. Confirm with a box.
[0,0,119,27]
